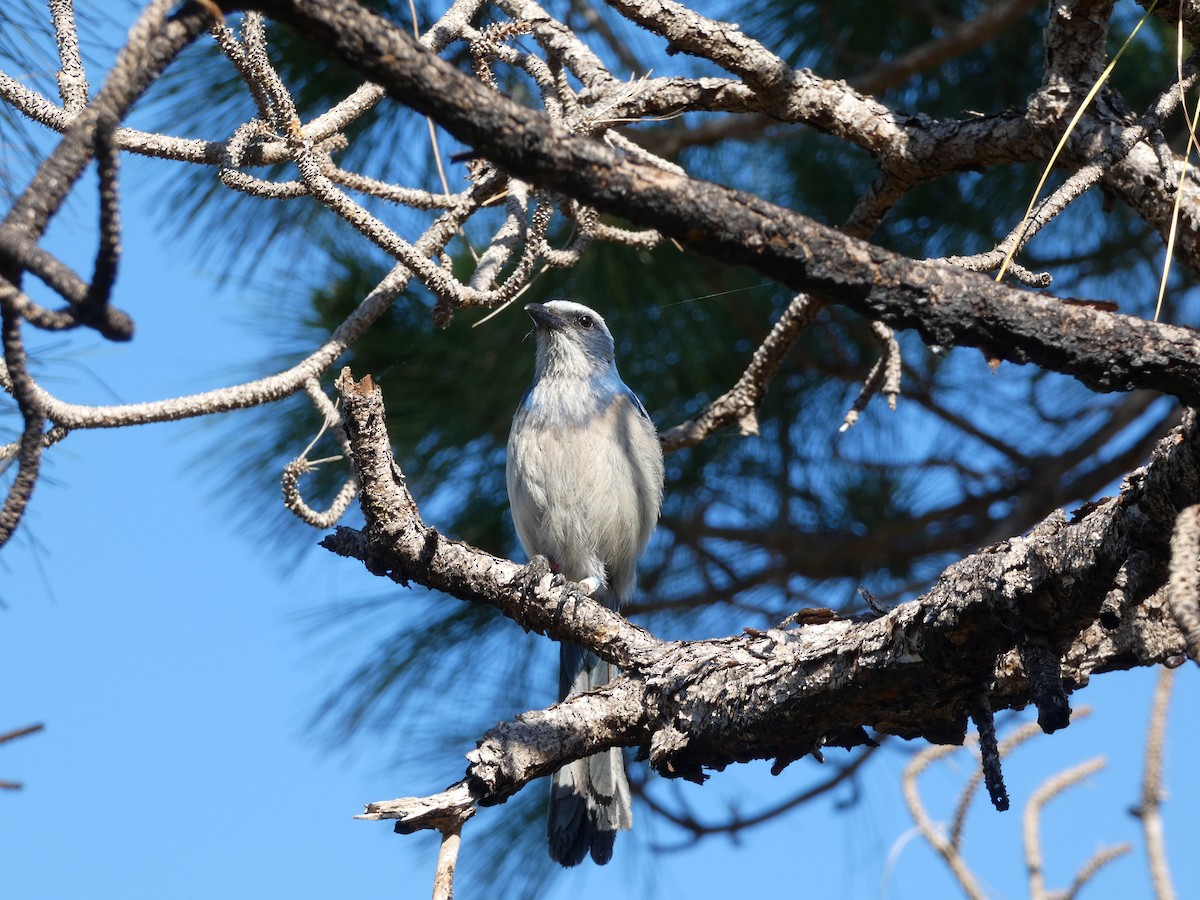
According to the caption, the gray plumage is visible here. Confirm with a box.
[506,300,664,867]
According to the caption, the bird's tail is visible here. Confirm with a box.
[547,642,632,866]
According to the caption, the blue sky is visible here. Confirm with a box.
[4,4,1200,899]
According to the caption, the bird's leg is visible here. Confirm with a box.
[577,576,602,595]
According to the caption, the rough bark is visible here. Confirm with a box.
[237,0,1200,407]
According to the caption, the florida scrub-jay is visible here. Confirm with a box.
[506,300,664,866]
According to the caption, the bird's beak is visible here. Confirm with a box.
[524,303,565,331]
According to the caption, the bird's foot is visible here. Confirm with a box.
[577,576,602,595]
[522,555,554,601]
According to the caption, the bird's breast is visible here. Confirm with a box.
[507,388,664,597]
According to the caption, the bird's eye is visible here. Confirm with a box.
[578,314,594,328]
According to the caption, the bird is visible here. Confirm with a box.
[506,299,664,866]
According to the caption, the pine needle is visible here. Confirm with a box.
[998,0,1160,283]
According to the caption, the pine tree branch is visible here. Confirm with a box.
[329,368,1194,827]
[237,0,1200,406]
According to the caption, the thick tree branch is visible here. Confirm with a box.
[330,369,1193,825]
[237,0,1200,406]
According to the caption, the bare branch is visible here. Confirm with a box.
[660,293,820,452]
[949,709,1095,851]
[282,460,358,529]
[356,676,648,824]
[327,365,1197,818]
[239,0,1200,406]
[904,743,988,900]
[1061,843,1133,900]
[433,825,463,900]
[1023,757,1107,900]
[840,320,901,433]
[50,0,89,112]
[0,722,44,791]
[4,0,213,244]
[357,780,477,830]
[0,423,68,462]
[1138,666,1177,900]
[638,742,879,842]
[973,48,1200,280]
[0,301,47,546]
[0,723,44,745]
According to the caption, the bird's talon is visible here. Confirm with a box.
[522,555,552,598]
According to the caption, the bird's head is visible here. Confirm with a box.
[524,300,617,379]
